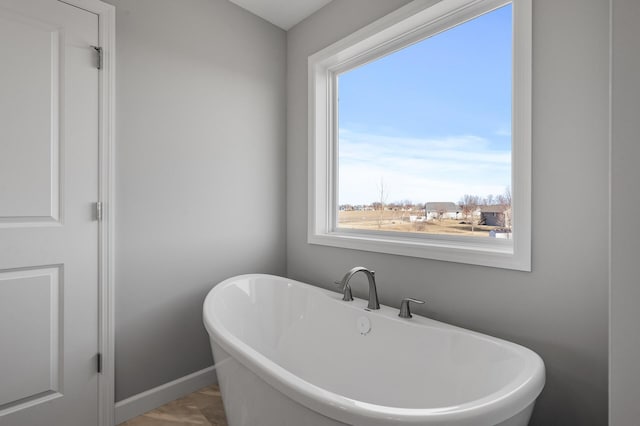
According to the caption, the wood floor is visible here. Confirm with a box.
[120,385,228,426]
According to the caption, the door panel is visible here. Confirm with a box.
[0,1,100,425]
[0,267,62,410]
[0,12,61,221]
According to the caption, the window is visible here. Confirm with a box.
[308,0,531,270]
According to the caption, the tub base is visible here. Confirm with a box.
[495,403,535,426]
[211,341,347,426]
[211,340,534,426]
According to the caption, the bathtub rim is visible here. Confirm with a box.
[203,273,545,425]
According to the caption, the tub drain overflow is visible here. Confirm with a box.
[357,316,371,335]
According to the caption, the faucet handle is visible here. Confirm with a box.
[334,280,353,301]
[398,297,425,319]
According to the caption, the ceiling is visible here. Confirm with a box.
[228,0,333,30]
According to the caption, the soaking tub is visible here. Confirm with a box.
[203,274,545,426]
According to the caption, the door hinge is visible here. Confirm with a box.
[97,353,102,374]
[91,45,103,70]
[95,201,103,221]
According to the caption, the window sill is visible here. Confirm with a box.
[308,229,530,271]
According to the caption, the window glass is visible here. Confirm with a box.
[337,5,513,239]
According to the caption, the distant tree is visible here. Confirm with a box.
[459,194,480,233]
[399,199,413,221]
[482,187,512,229]
[496,186,512,207]
[484,194,494,206]
[501,187,512,229]
[375,178,388,229]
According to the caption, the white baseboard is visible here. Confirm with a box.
[114,366,217,425]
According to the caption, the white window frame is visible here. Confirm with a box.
[308,0,531,271]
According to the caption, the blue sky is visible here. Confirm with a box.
[338,4,512,205]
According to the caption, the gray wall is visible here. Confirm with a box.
[105,0,287,401]
[610,0,640,424]
[287,1,609,424]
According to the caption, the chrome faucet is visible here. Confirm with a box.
[339,266,380,310]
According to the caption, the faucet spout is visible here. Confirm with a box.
[340,266,380,310]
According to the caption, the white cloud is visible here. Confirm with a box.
[338,129,511,205]
[494,126,512,137]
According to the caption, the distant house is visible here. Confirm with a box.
[480,205,511,227]
[425,202,462,220]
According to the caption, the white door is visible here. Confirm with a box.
[0,0,100,425]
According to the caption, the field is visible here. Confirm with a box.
[337,210,501,237]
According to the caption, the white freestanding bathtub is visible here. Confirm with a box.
[203,274,545,426]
